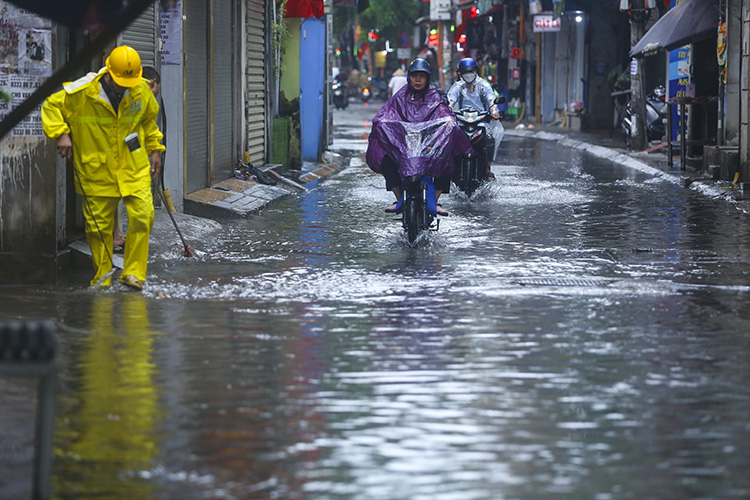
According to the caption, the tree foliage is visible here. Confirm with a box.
[334,0,426,44]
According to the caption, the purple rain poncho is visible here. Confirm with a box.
[366,85,472,179]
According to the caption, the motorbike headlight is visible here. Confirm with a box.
[465,111,479,122]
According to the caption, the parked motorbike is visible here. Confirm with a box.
[332,81,348,109]
[452,96,505,197]
[361,77,388,103]
[369,77,389,101]
[622,86,667,147]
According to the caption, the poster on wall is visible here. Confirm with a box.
[160,0,181,65]
[1,3,51,29]
[18,29,51,76]
[0,27,18,71]
[0,74,44,137]
[0,1,50,144]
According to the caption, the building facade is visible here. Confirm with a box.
[0,0,274,284]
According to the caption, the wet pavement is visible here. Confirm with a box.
[1,100,750,499]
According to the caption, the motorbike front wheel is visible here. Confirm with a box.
[455,157,482,197]
[405,197,420,245]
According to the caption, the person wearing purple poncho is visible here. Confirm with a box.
[366,59,472,216]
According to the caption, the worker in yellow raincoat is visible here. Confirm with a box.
[42,46,165,291]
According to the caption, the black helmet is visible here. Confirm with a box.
[408,58,431,76]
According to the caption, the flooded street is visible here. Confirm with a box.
[2,102,750,499]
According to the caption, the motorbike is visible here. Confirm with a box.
[378,118,457,246]
[362,77,389,103]
[369,77,389,101]
[452,96,505,197]
[621,85,667,147]
[392,175,439,246]
[332,80,348,109]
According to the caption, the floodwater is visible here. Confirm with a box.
[2,125,750,499]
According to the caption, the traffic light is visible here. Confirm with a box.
[428,28,438,47]
[368,30,379,42]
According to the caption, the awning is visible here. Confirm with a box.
[629,0,719,58]
[284,0,325,18]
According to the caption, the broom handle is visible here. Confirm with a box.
[157,189,191,252]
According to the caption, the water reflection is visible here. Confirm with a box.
[2,133,750,499]
[55,294,162,499]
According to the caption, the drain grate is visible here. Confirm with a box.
[514,277,612,287]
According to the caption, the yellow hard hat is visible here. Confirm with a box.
[105,45,142,88]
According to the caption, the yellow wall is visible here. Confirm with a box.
[280,19,301,100]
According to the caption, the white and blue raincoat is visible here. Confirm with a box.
[447,77,504,161]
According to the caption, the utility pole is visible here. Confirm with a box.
[741,0,750,187]
[621,0,654,151]
[535,32,541,124]
[629,16,646,151]
[437,21,445,90]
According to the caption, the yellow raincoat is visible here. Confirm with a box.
[42,67,164,196]
[42,68,165,287]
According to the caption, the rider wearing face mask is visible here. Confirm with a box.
[447,58,502,181]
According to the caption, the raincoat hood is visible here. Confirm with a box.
[366,85,472,179]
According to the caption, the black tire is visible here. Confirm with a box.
[454,161,468,194]
[405,197,420,245]
[464,160,481,197]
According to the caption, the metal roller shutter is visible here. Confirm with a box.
[245,0,266,165]
[212,0,237,179]
[185,0,209,193]
[120,2,158,69]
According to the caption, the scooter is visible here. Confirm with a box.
[332,81,348,109]
[622,86,667,147]
[361,87,370,103]
[452,96,505,197]
[379,118,451,246]
[392,175,439,246]
[369,77,389,101]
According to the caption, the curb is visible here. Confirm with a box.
[298,151,344,188]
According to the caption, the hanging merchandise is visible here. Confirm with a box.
[466,20,485,51]
[717,21,727,84]
[485,62,496,83]
[552,0,565,20]
[716,21,727,66]
[508,58,520,90]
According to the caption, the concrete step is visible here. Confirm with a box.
[184,176,291,219]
